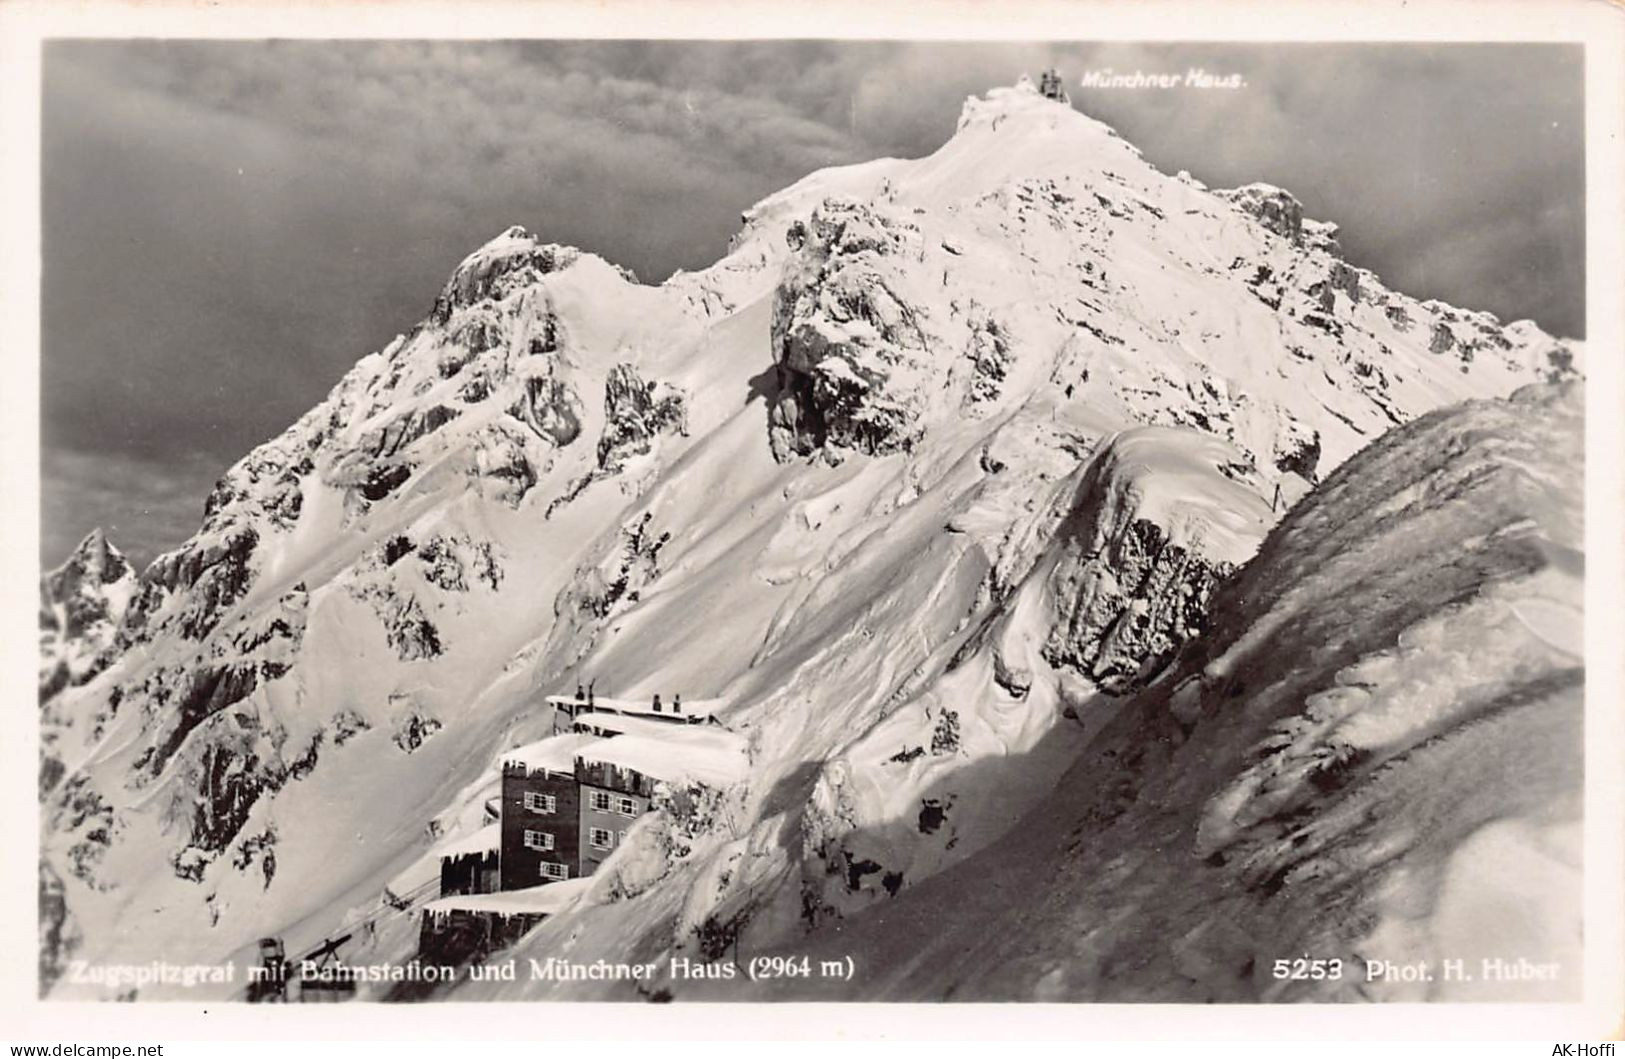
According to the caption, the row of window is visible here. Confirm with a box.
[522,790,640,817]
[588,791,639,817]
[522,827,627,855]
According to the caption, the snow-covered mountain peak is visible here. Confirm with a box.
[39,529,138,706]
[38,79,1584,1001]
[729,80,1143,259]
[53,528,131,587]
[430,225,640,330]
[957,75,1112,137]
[439,225,576,302]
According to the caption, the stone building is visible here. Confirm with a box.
[497,732,595,889]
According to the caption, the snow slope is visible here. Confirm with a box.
[716,381,1584,1002]
[39,77,1578,1000]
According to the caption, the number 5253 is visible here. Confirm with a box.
[1272,958,1344,980]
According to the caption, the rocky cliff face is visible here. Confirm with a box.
[1215,182,1340,255]
[40,78,1581,1000]
[1041,429,1270,694]
[768,199,934,461]
[39,530,136,703]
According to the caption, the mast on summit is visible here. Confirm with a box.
[1039,68,1070,104]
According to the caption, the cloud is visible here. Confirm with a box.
[61,41,866,215]
[1044,42,1584,333]
[42,448,226,570]
[50,39,1583,332]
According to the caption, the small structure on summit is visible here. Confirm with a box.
[1038,68,1070,104]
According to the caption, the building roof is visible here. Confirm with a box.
[544,693,726,721]
[430,822,501,861]
[500,731,600,773]
[570,711,697,738]
[423,877,594,917]
[508,700,747,789]
[576,725,749,790]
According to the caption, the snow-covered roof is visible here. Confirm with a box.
[501,732,599,773]
[545,693,725,721]
[576,725,749,789]
[569,711,703,738]
[423,877,592,918]
[430,822,501,861]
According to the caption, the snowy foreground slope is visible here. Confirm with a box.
[716,382,1584,1003]
[38,79,1579,1000]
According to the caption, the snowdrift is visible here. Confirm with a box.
[721,382,1584,1002]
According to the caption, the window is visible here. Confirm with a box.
[616,796,638,817]
[539,862,568,881]
[523,829,554,852]
[523,791,556,814]
[589,827,613,850]
[589,791,611,813]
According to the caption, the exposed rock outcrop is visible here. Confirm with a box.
[145,527,260,642]
[360,404,462,461]
[39,530,136,701]
[1043,429,1272,694]
[1216,182,1303,242]
[430,226,581,325]
[509,376,585,448]
[1216,183,1341,255]
[468,422,540,507]
[768,200,929,461]
[597,364,688,471]
[38,862,78,994]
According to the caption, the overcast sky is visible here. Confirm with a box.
[41,40,1584,569]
